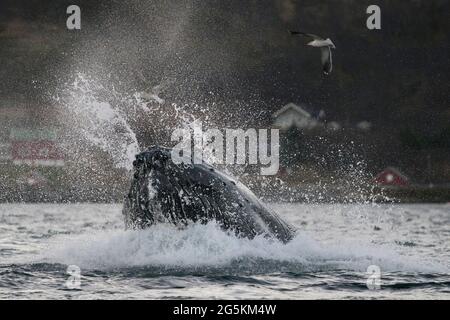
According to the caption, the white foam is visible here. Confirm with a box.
[40,222,448,273]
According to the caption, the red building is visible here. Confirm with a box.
[374,167,410,187]
[10,128,64,167]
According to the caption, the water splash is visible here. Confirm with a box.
[56,73,140,171]
[54,72,210,172]
[40,222,447,273]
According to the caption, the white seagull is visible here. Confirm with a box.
[290,31,336,75]
[140,84,165,105]
[137,71,170,104]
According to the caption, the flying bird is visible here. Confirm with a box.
[137,71,171,104]
[289,31,336,75]
[140,84,165,105]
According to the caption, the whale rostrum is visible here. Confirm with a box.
[123,146,296,243]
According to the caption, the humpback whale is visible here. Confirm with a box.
[123,146,296,243]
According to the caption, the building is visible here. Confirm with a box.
[10,128,64,167]
[1,99,64,167]
[272,103,325,131]
[374,167,410,187]
[356,121,372,131]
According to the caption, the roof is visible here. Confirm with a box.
[272,103,311,119]
[374,167,410,186]
[273,103,325,119]
[377,167,409,180]
[272,103,326,130]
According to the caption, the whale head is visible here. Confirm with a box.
[124,146,183,228]
[124,146,234,229]
[123,146,296,242]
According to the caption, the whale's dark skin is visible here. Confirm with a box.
[123,146,296,243]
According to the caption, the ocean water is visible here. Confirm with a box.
[0,203,448,300]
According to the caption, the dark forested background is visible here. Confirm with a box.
[0,0,449,201]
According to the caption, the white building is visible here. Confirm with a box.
[356,121,372,131]
[272,103,324,130]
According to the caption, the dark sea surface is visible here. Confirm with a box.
[0,203,449,299]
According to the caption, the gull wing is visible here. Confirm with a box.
[151,84,162,95]
[151,78,175,94]
[289,31,324,41]
[321,46,332,75]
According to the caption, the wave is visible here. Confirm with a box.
[35,222,447,274]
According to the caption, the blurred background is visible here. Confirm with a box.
[0,0,449,203]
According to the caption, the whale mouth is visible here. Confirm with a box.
[124,146,296,243]
[125,146,192,229]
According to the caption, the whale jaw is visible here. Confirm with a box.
[123,146,296,243]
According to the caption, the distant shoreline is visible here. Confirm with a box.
[0,185,448,204]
